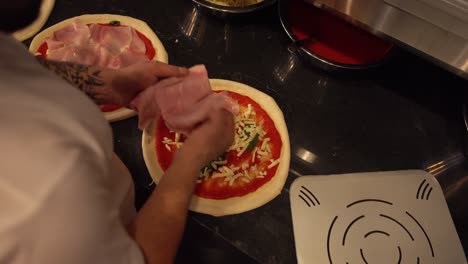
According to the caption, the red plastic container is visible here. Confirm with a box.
[279,0,394,71]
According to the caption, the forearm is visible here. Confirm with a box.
[130,148,204,264]
[35,57,115,105]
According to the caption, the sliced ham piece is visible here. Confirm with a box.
[52,21,91,46]
[95,46,117,69]
[118,48,149,68]
[89,24,133,56]
[129,29,146,54]
[46,46,74,62]
[131,65,238,132]
[44,20,149,69]
[45,39,65,50]
[47,44,99,65]
[157,65,212,116]
[46,20,94,63]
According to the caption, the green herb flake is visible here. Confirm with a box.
[200,154,227,174]
[200,166,213,174]
[109,20,121,26]
[246,133,260,152]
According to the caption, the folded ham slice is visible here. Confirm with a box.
[45,20,149,69]
[52,21,91,46]
[131,65,238,132]
[47,44,99,65]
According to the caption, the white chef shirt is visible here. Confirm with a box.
[0,33,144,264]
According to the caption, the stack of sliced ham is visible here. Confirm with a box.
[131,65,239,133]
[45,20,149,69]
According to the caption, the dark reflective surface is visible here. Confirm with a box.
[35,0,468,263]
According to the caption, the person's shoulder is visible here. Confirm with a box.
[0,34,113,222]
[0,34,112,153]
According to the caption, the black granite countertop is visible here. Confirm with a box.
[36,0,468,263]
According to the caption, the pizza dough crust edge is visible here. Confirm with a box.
[142,79,291,217]
[29,14,169,122]
[104,108,137,122]
[13,0,55,41]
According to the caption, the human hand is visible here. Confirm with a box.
[106,61,188,107]
[177,108,235,169]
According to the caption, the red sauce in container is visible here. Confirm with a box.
[287,0,393,65]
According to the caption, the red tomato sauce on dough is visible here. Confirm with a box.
[99,104,121,112]
[155,91,283,200]
[36,23,156,112]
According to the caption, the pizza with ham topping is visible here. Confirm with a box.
[142,79,290,216]
[29,14,168,122]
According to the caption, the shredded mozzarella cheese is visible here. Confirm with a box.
[160,101,279,186]
[268,158,280,169]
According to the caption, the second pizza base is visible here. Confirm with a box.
[13,0,55,41]
[142,79,290,216]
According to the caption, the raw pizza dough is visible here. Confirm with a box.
[29,14,168,122]
[13,0,55,41]
[142,79,291,216]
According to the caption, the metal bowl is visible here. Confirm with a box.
[192,0,277,17]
